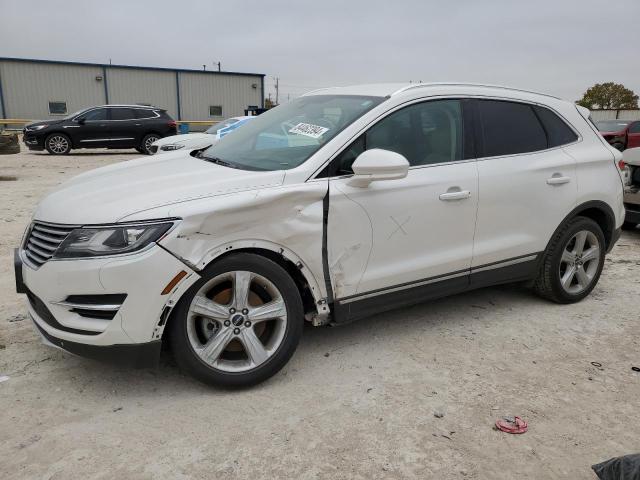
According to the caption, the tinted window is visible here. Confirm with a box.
[110,108,136,120]
[534,106,578,147]
[134,109,158,119]
[82,108,108,121]
[327,100,464,176]
[629,122,640,134]
[478,100,546,157]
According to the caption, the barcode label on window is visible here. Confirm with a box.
[288,122,329,139]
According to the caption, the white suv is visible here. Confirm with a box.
[15,83,625,386]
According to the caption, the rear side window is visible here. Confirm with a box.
[477,100,546,157]
[110,108,136,121]
[135,109,159,119]
[533,106,578,147]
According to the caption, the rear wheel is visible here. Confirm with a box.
[534,217,605,303]
[140,133,160,155]
[45,133,71,155]
[169,253,304,387]
[135,147,146,154]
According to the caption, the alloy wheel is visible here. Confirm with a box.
[186,270,288,373]
[48,135,69,154]
[558,230,601,295]
[144,135,159,152]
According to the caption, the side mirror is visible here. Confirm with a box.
[347,149,409,188]
[77,118,86,125]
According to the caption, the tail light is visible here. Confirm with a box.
[168,120,177,128]
[618,159,626,170]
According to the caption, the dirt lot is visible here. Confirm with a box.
[1,147,639,480]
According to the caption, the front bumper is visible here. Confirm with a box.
[15,244,199,365]
[22,132,46,150]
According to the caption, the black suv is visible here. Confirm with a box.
[23,105,177,155]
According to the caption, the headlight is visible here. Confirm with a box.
[160,144,185,151]
[28,125,48,131]
[53,221,175,259]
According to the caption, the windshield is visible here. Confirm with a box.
[206,118,240,134]
[596,120,630,132]
[201,95,384,171]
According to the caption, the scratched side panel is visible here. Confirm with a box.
[155,183,328,302]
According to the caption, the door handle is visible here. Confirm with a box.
[546,175,571,185]
[439,189,471,201]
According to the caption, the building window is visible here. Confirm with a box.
[209,105,223,117]
[48,101,67,115]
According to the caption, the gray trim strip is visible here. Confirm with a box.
[51,301,121,311]
[339,253,540,305]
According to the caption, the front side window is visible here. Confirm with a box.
[477,100,547,157]
[48,101,67,115]
[110,108,136,121]
[325,99,464,176]
[202,95,384,171]
[82,108,108,121]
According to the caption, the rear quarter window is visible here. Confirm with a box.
[533,106,578,147]
[135,109,159,119]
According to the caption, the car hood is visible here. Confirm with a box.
[154,133,213,146]
[34,151,285,224]
[26,119,65,129]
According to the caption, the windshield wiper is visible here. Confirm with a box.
[202,156,237,168]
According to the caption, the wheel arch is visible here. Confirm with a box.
[551,200,616,252]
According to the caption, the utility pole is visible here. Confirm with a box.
[274,77,279,105]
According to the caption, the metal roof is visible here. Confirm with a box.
[0,56,265,78]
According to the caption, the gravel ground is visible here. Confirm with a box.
[1,147,639,480]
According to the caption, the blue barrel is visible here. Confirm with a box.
[179,123,189,134]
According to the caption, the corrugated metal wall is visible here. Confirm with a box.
[0,59,263,123]
[179,72,262,120]
[590,109,640,121]
[106,67,178,118]
[0,60,105,119]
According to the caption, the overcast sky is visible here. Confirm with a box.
[1,0,639,103]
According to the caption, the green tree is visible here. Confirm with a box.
[577,82,639,110]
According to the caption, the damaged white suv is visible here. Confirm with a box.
[15,83,625,386]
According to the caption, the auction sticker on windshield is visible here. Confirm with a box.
[288,123,329,139]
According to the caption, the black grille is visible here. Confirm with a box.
[23,222,77,268]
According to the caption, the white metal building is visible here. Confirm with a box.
[0,57,264,123]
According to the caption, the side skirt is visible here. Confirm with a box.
[332,254,541,324]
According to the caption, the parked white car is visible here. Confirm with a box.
[15,83,625,387]
[150,116,254,154]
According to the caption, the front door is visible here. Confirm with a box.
[325,99,478,320]
[74,107,110,147]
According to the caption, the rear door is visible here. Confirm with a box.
[109,107,139,147]
[471,99,579,283]
[627,121,640,149]
[75,107,110,147]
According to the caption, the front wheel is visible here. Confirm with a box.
[169,253,304,387]
[534,217,605,303]
[140,133,160,155]
[45,133,71,155]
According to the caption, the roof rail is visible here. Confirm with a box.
[390,82,562,100]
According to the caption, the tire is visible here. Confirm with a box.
[169,253,304,387]
[534,216,606,304]
[140,133,160,155]
[621,221,637,231]
[44,133,71,155]
[135,147,146,154]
